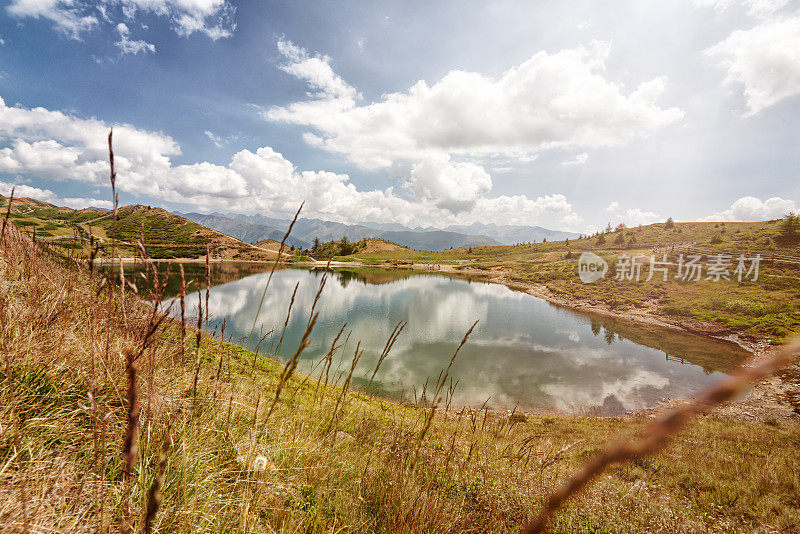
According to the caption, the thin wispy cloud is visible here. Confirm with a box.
[5,0,236,43]
[115,22,154,55]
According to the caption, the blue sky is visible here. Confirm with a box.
[0,0,798,232]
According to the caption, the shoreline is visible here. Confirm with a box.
[97,255,773,350]
[294,259,799,423]
[96,256,798,422]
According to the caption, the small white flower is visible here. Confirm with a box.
[252,455,273,471]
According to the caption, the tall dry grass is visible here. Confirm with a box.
[2,213,799,532]
[0,133,799,532]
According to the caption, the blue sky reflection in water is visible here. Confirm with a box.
[168,265,748,415]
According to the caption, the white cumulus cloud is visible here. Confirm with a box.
[7,0,98,39]
[275,39,358,100]
[407,156,492,213]
[705,14,800,115]
[267,39,684,169]
[603,202,662,226]
[623,208,662,226]
[703,196,797,221]
[0,95,583,229]
[0,179,112,209]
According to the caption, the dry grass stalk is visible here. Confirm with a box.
[87,223,98,274]
[252,328,274,366]
[191,290,203,408]
[315,322,347,400]
[107,129,118,264]
[523,336,800,534]
[263,312,319,424]
[325,341,365,433]
[143,429,171,533]
[223,393,233,438]
[412,320,477,465]
[205,244,210,330]
[118,348,140,534]
[1,186,14,242]
[434,320,477,403]
[4,357,30,534]
[118,254,127,325]
[367,320,406,392]
[179,265,186,361]
[246,202,304,349]
[307,255,332,326]
[121,348,140,480]
[274,281,300,357]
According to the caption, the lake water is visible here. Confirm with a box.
[113,262,750,415]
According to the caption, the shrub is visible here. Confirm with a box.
[777,213,800,244]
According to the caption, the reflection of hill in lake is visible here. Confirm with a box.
[103,262,275,300]
[326,267,419,286]
[102,262,749,414]
[107,262,475,299]
[583,313,748,373]
[324,267,483,287]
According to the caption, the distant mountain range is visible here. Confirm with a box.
[441,222,579,244]
[178,211,579,251]
[177,212,310,249]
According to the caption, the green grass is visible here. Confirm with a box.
[313,220,800,342]
[1,221,799,532]
[1,198,282,260]
[94,206,209,245]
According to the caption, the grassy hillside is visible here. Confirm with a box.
[308,237,412,261]
[1,219,799,532]
[0,196,279,260]
[326,218,800,342]
[253,238,282,250]
[358,238,412,254]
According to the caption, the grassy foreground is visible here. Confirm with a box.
[1,223,799,533]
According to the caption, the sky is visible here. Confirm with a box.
[0,0,798,233]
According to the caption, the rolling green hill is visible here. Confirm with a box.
[0,196,278,260]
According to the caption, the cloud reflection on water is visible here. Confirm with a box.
[173,266,747,415]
